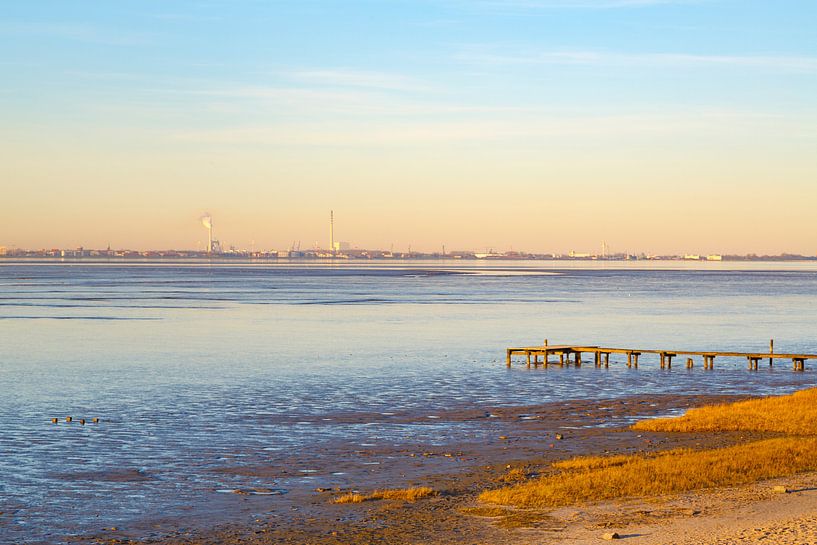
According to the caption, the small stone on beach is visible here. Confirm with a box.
[772,485,789,494]
[602,531,621,540]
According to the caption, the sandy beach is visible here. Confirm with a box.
[551,471,817,544]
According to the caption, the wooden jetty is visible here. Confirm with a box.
[506,340,816,372]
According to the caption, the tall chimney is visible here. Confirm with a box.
[330,210,334,255]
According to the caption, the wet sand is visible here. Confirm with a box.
[55,392,788,545]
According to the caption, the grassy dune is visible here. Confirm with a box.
[479,437,817,508]
[481,388,817,508]
[334,486,435,504]
[632,387,817,434]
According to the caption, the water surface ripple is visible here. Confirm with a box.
[2,261,817,543]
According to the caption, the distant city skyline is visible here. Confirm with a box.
[2,1,815,254]
[1,206,816,256]
[1,213,814,260]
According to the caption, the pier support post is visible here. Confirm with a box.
[543,350,549,367]
[686,357,694,369]
[627,352,632,367]
[526,351,531,368]
[604,352,610,368]
[575,352,582,367]
[770,339,774,367]
[747,357,761,370]
[506,349,512,367]
[633,353,640,368]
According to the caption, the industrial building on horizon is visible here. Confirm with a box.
[1,211,813,261]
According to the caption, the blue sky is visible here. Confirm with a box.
[2,1,816,253]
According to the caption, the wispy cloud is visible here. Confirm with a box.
[449,0,702,9]
[0,22,151,46]
[456,47,817,73]
[171,109,801,147]
[286,69,433,92]
[149,13,222,22]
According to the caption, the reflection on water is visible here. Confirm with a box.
[1,261,817,543]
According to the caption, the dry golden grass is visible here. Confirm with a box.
[459,506,510,517]
[333,492,366,504]
[479,437,817,508]
[334,486,435,504]
[632,387,817,435]
[498,467,530,483]
[373,487,435,501]
[552,453,638,471]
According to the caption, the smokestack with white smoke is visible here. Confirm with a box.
[201,213,213,253]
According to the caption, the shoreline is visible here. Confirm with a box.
[61,392,769,545]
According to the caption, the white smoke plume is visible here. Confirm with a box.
[200,213,212,229]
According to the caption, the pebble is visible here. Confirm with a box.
[602,531,621,540]
[773,485,789,494]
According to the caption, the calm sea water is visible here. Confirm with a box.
[2,260,817,543]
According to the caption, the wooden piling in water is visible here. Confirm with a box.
[770,339,774,367]
[747,356,762,370]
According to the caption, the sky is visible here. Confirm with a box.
[1,0,815,255]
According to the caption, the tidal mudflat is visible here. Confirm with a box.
[2,261,817,544]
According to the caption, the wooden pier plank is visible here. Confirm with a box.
[506,343,817,370]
